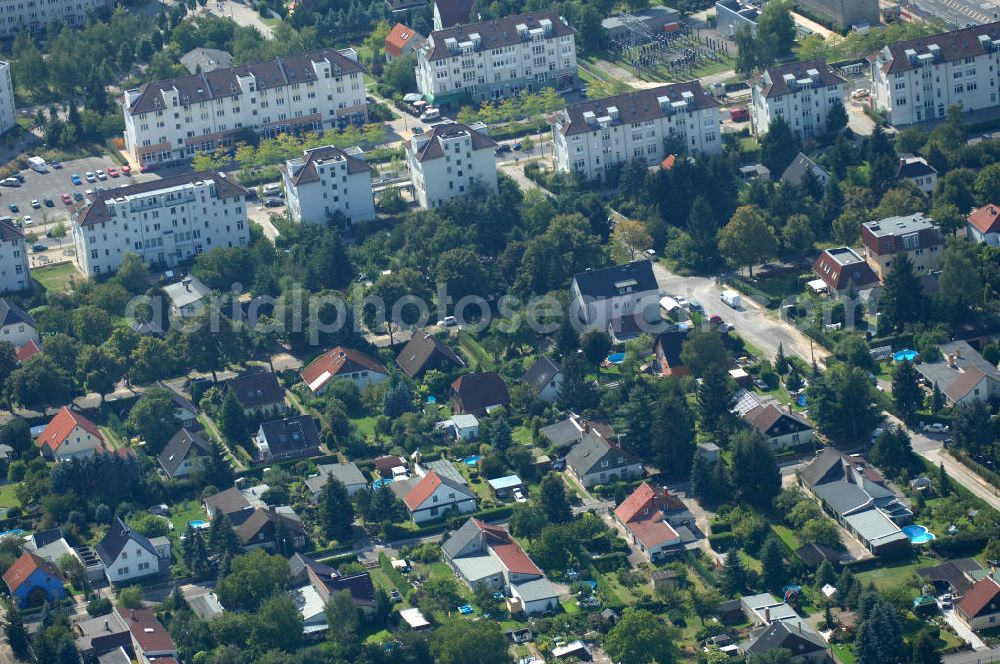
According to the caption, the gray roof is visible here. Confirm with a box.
[915,340,1000,402]
[540,418,584,449]
[452,555,504,583]
[566,430,638,477]
[423,9,574,61]
[744,620,826,657]
[573,260,658,300]
[559,83,719,137]
[157,427,209,476]
[780,153,829,187]
[180,47,234,74]
[96,517,158,566]
[306,462,367,494]
[755,58,846,99]
[523,356,561,394]
[843,509,907,547]
[0,299,34,328]
[424,459,468,485]
[164,276,211,309]
[512,576,560,603]
[442,517,483,560]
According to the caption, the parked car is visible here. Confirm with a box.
[43,198,54,207]
[61,193,72,205]
[513,488,527,503]
[107,166,120,178]
[71,174,82,185]
[30,199,40,209]
[495,144,511,155]
[412,126,424,135]
[121,164,132,175]
[22,216,33,226]
[50,160,62,169]
[31,243,46,252]
[263,198,284,208]
[8,203,17,212]
[95,169,107,180]
[85,172,96,183]
[730,108,750,122]
[512,142,522,151]
[389,588,402,602]
[437,316,458,327]
[923,422,949,433]
[73,192,84,201]
[13,174,24,183]
[0,178,19,187]
[688,300,704,313]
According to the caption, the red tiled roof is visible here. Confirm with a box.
[385,23,422,58]
[661,154,677,170]
[614,483,679,549]
[120,608,176,654]
[301,347,388,392]
[15,339,41,363]
[958,576,1000,619]
[36,407,103,454]
[3,551,60,593]
[404,471,442,510]
[474,519,542,576]
[969,204,1000,235]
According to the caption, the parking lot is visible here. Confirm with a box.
[0,156,163,236]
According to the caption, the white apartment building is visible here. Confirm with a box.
[872,22,1000,126]
[0,62,15,137]
[415,9,577,106]
[282,145,375,224]
[122,49,367,169]
[750,58,847,137]
[0,0,108,38]
[0,218,28,294]
[552,82,721,182]
[405,121,497,208]
[71,171,250,277]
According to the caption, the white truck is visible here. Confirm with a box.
[27,156,47,173]
[720,289,741,308]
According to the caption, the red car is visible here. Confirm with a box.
[730,108,749,122]
[121,164,132,175]
[61,193,72,205]
[107,166,120,178]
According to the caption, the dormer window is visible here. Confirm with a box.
[601,460,609,467]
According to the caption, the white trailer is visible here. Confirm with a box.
[720,289,741,308]
[27,157,47,173]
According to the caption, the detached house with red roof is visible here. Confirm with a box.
[390,468,477,524]
[3,551,66,608]
[36,407,105,461]
[301,346,389,394]
[442,518,560,615]
[117,607,178,664]
[384,23,425,61]
[957,575,1000,631]
[614,483,702,561]
[968,203,1000,246]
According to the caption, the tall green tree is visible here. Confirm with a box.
[126,386,182,454]
[867,125,898,196]
[557,352,599,412]
[216,389,248,444]
[760,538,786,593]
[319,477,355,541]
[891,359,922,423]
[755,0,796,62]
[730,430,781,508]
[3,603,30,659]
[808,364,881,443]
[697,366,732,434]
[723,549,748,596]
[604,608,675,664]
[718,205,778,277]
[759,116,801,176]
[540,473,572,523]
[431,619,509,664]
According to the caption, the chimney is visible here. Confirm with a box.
[798,621,803,633]
[948,354,956,368]
[955,347,962,360]
[764,607,770,622]
[104,620,110,632]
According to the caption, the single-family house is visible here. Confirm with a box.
[437,413,480,441]
[451,371,510,415]
[15,338,41,363]
[227,370,286,416]
[779,153,829,188]
[798,449,911,556]
[97,518,167,585]
[957,576,1000,631]
[118,608,178,664]
[743,619,828,663]
[374,455,407,478]
[3,551,66,608]
[301,346,389,394]
[164,276,211,319]
[237,506,307,551]
[522,356,563,403]
[156,428,210,479]
[918,558,983,598]
[896,156,937,194]
[741,593,811,631]
[36,407,105,461]
[0,298,39,348]
[25,528,78,569]
[571,260,660,328]
[203,486,256,526]
[396,332,466,378]
[384,23,425,60]
[565,430,643,489]
[914,340,1000,406]
[540,415,615,451]
[305,462,368,500]
[289,553,376,633]
[73,610,132,660]
[254,415,322,462]
[742,403,814,449]
[442,518,560,615]
[861,213,944,281]
[614,483,685,560]
[967,203,1000,246]
[654,329,691,377]
[156,382,200,425]
[812,247,880,293]
[391,469,477,524]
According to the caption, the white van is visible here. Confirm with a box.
[261,183,282,197]
[28,156,47,173]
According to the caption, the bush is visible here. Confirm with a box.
[87,597,113,617]
[708,532,735,551]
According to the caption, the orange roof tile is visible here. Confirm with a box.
[474,519,542,576]
[3,551,60,593]
[301,347,388,393]
[969,204,1000,235]
[404,471,442,510]
[958,576,1000,619]
[36,407,103,454]
[385,23,421,58]
[615,482,657,523]
[15,339,41,363]
[614,483,680,550]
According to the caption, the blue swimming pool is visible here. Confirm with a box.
[188,520,208,529]
[464,455,480,465]
[607,352,625,364]
[893,349,919,362]
[0,529,24,539]
[903,524,936,544]
[372,478,394,490]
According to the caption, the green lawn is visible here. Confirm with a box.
[168,499,207,534]
[832,642,856,664]
[351,416,376,437]
[855,554,936,591]
[0,483,20,509]
[457,332,495,371]
[560,598,581,614]
[771,525,802,551]
[32,262,78,293]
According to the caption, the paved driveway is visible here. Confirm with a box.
[942,606,988,651]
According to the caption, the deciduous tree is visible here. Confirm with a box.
[718,205,777,277]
